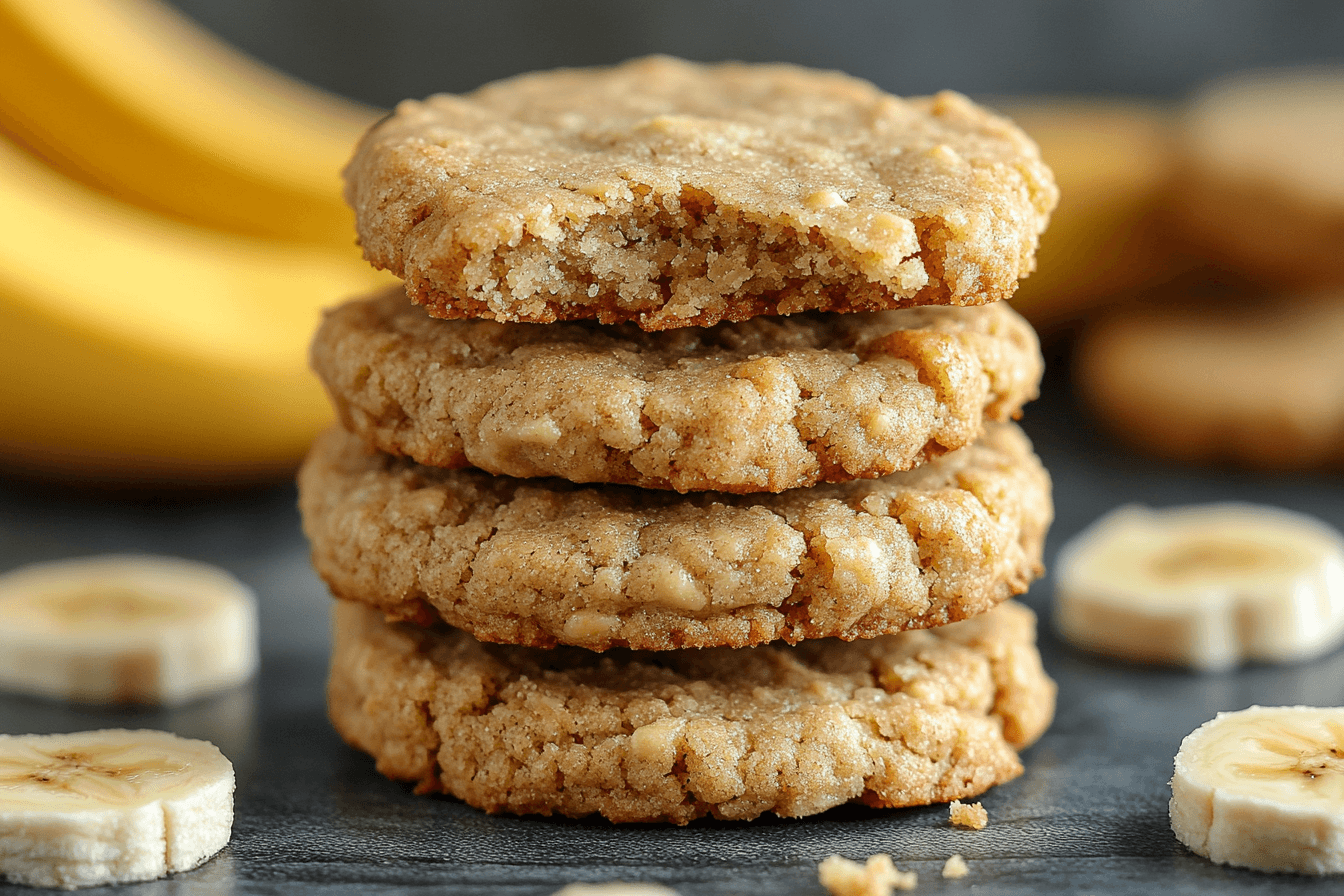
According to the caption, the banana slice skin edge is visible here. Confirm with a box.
[1054,503,1344,671]
[0,728,234,889]
[1171,705,1344,875]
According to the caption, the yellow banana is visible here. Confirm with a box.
[1001,99,1187,331]
[0,0,380,244]
[0,134,393,482]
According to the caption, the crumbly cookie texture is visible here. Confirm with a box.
[818,855,917,895]
[949,799,988,829]
[299,423,1051,651]
[344,56,1057,330]
[313,288,1042,493]
[327,599,1056,824]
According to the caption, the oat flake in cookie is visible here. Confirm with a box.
[298,422,1051,652]
[327,600,1055,823]
[344,56,1057,330]
[312,287,1042,492]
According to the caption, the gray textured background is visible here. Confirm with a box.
[166,0,1344,105]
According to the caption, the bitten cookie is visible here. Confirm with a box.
[328,599,1056,824]
[299,422,1051,651]
[1077,293,1344,469]
[344,56,1057,330]
[312,287,1043,493]
[1175,67,1344,287]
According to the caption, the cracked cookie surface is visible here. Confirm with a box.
[312,288,1042,492]
[299,422,1051,651]
[327,599,1055,823]
[344,56,1057,330]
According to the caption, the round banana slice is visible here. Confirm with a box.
[0,555,258,705]
[1054,504,1344,671]
[1171,705,1344,874]
[0,729,234,889]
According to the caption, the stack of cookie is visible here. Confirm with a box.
[299,57,1060,824]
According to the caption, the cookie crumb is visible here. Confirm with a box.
[818,854,917,895]
[949,800,988,830]
[941,854,969,879]
[552,884,679,896]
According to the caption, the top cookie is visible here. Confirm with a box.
[345,56,1058,330]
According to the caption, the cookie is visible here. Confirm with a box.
[299,422,1050,651]
[997,99,1184,332]
[1077,293,1344,469]
[312,287,1042,493]
[327,599,1056,824]
[1175,67,1344,287]
[344,56,1057,330]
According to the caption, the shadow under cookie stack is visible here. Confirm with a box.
[299,57,1060,824]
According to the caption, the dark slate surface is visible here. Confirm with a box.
[2,363,1343,895]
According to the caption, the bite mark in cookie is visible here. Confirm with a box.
[344,57,1057,330]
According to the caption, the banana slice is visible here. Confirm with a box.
[1054,504,1344,671]
[1171,705,1344,874]
[0,729,233,889]
[0,555,258,705]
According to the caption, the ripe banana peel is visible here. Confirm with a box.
[0,135,393,483]
[0,0,381,244]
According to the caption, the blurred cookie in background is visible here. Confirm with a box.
[1174,67,1344,288]
[1076,286,1344,469]
[996,99,1186,335]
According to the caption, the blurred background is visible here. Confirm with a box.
[167,0,1344,103]
[2,0,1342,486]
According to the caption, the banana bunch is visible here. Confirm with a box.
[1054,504,1344,671]
[0,0,394,483]
[1171,705,1344,874]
